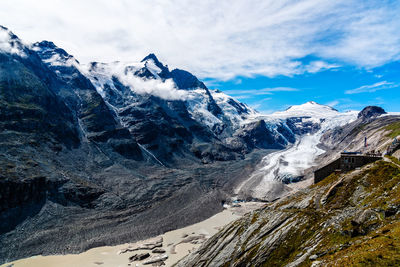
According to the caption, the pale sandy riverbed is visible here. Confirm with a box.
[2,202,265,267]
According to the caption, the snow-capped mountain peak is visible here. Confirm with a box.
[141,53,167,70]
[32,40,80,68]
[0,25,26,57]
[272,101,339,119]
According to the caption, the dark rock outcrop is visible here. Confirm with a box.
[32,41,142,160]
[357,106,386,121]
[286,117,321,135]
[228,120,295,153]
[129,252,150,262]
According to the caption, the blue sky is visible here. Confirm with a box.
[1,0,400,113]
[205,61,400,113]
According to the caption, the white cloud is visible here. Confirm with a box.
[304,61,339,73]
[249,98,273,112]
[345,81,399,94]
[233,95,253,100]
[0,0,399,80]
[42,53,79,67]
[0,27,26,57]
[222,87,298,107]
[83,61,195,101]
[325,100,339,107]
[233,79,243,85]
[120,75,193,101]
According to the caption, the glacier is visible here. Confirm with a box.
[236,102,358,201]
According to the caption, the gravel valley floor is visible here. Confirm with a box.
[2,202,265,267]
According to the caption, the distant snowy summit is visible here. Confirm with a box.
[278,101,338,117]
[270,101,352,120]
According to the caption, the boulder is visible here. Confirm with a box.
[129,253,150,262]
[152,248,166,253]
[118,237,163,254]
[143,254,168,265]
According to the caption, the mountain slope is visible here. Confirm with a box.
[82,55,263,164]
[177,115,400,267]
[0,26,80,148]
[178,160,400,267]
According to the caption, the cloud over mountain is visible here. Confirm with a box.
[1,0,399,80]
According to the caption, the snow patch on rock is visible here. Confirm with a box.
[0,26,26,57]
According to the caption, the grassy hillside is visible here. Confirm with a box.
[385,121,400,138]
[177,157,400,267]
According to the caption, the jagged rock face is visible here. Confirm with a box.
[32,41,142,159]
[357,106,386,121]
[229,120,294,152]
[177,159,400,267]
[169,68,207,90]
[286,117,322,135]
[85,61,235,164]
[0,39,80,148]
[83,54,293,164]
[141,53,169,77]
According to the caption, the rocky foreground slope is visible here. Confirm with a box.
[177,116,400,266]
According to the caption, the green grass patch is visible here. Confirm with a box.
[312,172,340,188]
[386,155,400,166]
[385,121,400,138]
[365,161,400,188]
[322,221,400,266]
[361,161,400,209]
